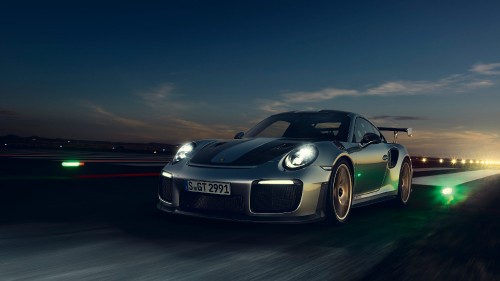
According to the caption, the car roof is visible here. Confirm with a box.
[272,109,358,117]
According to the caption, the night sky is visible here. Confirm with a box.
[1,1,500,160]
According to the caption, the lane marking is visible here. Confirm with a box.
[413,169,500,186]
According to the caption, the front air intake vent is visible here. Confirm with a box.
[250,181,303,213]
[158,176,173,202]
[179,192,244,214]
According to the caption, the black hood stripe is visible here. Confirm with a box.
[189,139,304,166]
[189,140,249,165]
[210,138,276,163]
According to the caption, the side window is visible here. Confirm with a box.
[258,121,290,138]
[353,118,381,143]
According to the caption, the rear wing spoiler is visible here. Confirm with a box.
[378,127,413,143]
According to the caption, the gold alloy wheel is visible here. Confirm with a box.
[400,161,411,204]
[332,163,352,221]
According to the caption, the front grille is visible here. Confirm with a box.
[250,181,303,213]
[158,176,173,202]
[180,192,244,214]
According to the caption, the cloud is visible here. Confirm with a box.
[0,109,19,120]
[370,115,427,128]
[91,105,148,127]
[88,104,241,143]
[256,62,499,113]
[470,62,500,75]
[138,83,188,112]
[464,80,494,88]
[257,88,357,113]
[166,117,242,140]
[366,80,448,95]
[0,109,17,116]
[371,115,427,121]
[257,100,291,113]
[283,88,358,102]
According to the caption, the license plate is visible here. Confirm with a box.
[186,180,231,196]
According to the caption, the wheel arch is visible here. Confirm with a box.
[401,154,413,174]
[403,154,412,166]
[401,154,413,182]
[332,155,355,185]
[325,154,355,223]
[397,154,413,205]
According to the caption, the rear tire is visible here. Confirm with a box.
[326,159,353,223]
[396,159,412,206]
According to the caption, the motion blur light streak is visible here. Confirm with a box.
[0,175,72,180]
[76,172,159,179]
[61,161,84,167]
[1,173,159,181]
[83,160,168,163]
[0,154,55,157]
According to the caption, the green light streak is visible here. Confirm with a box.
[62,161,84,167]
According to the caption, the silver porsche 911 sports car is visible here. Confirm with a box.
[158,110,413,223]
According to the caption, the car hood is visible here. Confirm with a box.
[189,138,305,166]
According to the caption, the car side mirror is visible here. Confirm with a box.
[360,132,381,148]
[234,132,245,139]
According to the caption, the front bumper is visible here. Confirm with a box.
[156,163,331,223]
[157,201,324,223]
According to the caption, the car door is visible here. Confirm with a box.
[349,117,389,194]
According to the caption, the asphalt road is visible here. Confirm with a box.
[0,150,498,281]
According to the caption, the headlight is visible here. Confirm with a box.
[172,142,196,163]
[284,144,318,170]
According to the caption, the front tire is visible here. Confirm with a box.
[326,160,353,223]
[396,159,412,206]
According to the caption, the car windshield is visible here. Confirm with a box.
[245,112,351,141]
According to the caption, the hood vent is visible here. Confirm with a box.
[213,142,227,147]
[274,143,295,150]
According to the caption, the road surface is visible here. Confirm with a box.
[0,149,498,280]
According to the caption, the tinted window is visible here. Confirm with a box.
[257,121,290,138]
[353,118,381,143]
[246,112,351,141]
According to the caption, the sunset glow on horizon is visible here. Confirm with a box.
[1,1,500,159]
